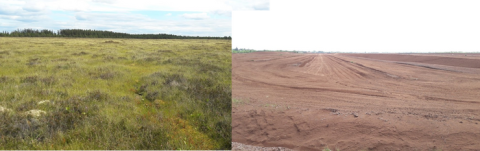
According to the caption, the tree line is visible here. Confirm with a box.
[0,29,231,39]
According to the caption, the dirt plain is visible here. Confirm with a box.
[232,52,480,151]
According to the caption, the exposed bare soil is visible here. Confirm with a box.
[232,52,480,151]
[232,142,294,151]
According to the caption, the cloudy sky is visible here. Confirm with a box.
[0,0,269,36]
[234,0,480,52]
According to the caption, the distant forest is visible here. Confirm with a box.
[0,29,231,39]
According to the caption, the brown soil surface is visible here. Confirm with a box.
[232,52,480,151]
[342,53,480,68]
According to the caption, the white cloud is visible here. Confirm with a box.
[0,10,230,36]
[234,0,480,52]
[252,1,269,10]
[22,6,42,12]
[53,1,91,12]
[210,10,231,17]
[0,0,269,12]
[181,12,209,20]
[0,2,21,15]
[74,12,149,22]
[0,0,265,36]
[22,3,45,12]
[228,0,270,11]
[92,0,115,4]
[75,14,87,20]
[0,1,48,22]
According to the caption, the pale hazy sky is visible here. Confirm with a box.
[0,0,269,36]
[233,0,480,52]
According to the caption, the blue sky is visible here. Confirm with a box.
[0,0,269,36]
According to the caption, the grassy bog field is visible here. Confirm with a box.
[0,37,231,149]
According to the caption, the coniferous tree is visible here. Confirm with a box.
[2,28,231,39]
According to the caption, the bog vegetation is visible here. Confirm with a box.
[0,37,231,149]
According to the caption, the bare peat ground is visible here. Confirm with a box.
[232,52,480,151]
[232,142,294,151]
